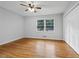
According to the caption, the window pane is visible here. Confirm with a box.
[38,28,44,31]
[46,26,54,31]
[46,20,53,25]
[37,26,44,28]
[37,20,44,26]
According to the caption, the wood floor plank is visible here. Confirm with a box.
[0,38,79,58]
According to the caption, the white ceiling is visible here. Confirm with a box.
[0,1,72,16]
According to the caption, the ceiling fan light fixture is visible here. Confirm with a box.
[31,8,35,12]
[28,7,35,12]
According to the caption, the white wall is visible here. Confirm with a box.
[24,14,63,40]
[63,2,79,54]
[0,7,24,45]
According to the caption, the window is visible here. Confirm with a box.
[46,20,54,31]
[37,20,44,31]
[37,19,54,31]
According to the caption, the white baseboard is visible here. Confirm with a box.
[0,36,23,45]
[24,36,63,40]
[64,40,79,55]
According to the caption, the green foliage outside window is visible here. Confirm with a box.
[37,19,54,31]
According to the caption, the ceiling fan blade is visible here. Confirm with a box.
[35,7,41,9]
[20,4,27,6]
[25,9,28,11]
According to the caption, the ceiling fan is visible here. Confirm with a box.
[20,1,41,13]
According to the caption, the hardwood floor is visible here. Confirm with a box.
[0,38,79,58]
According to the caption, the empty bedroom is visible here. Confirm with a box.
[0,0,79,58]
